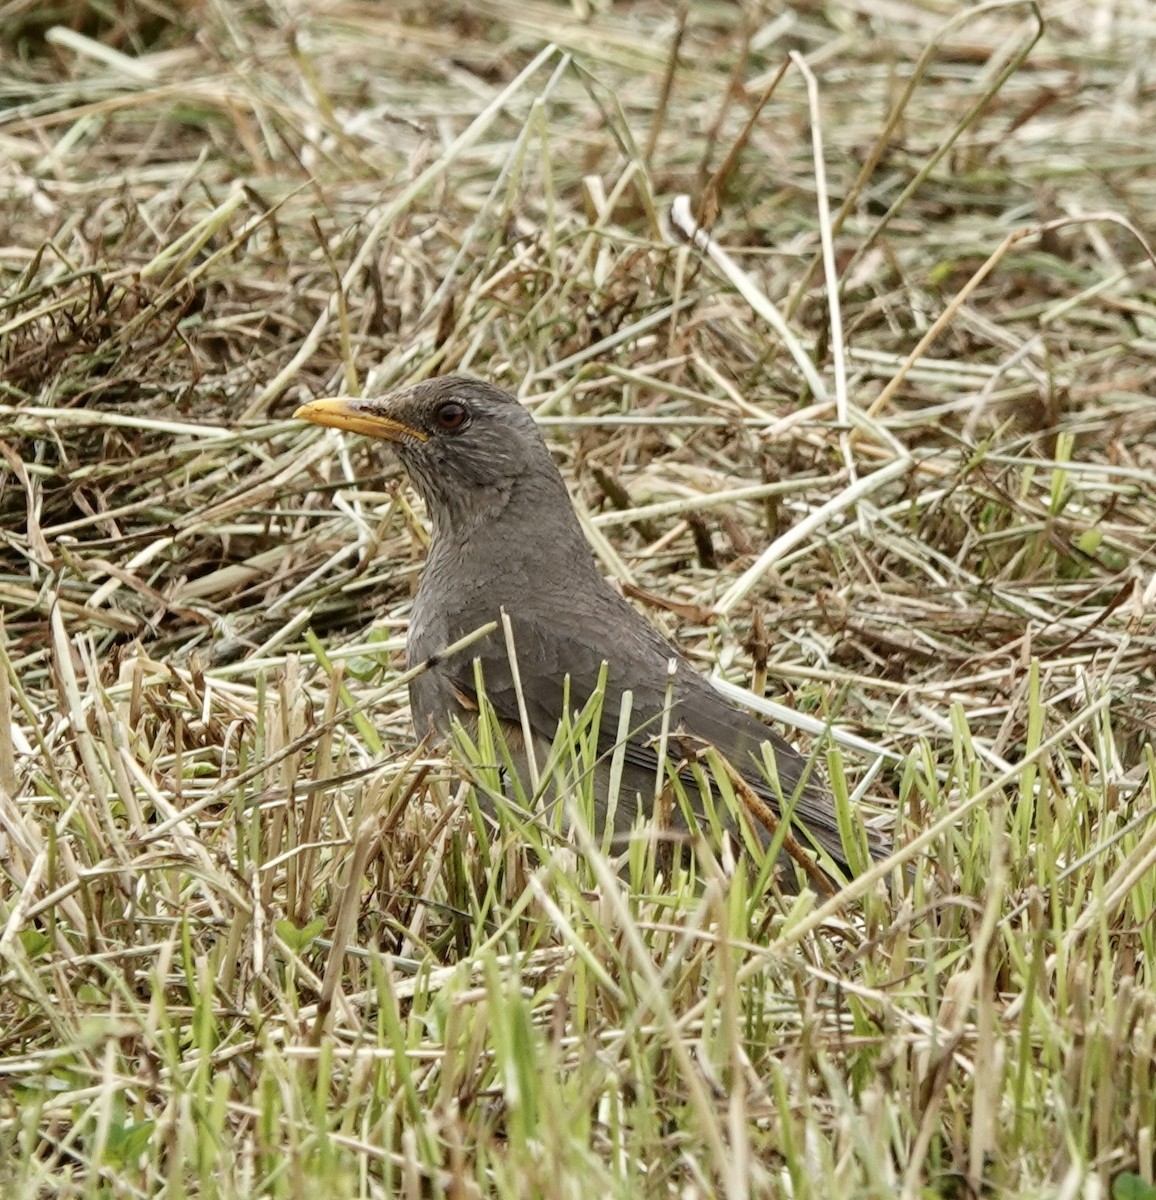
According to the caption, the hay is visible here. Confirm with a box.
[1,1,1154,1195]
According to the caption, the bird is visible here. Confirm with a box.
[295,374,885,885]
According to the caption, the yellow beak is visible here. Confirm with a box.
[293,397,427,442]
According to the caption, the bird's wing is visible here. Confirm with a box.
[410,607,885,870]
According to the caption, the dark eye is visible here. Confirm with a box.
[434,401,469,431]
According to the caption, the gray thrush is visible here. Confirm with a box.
[296,375,885,883]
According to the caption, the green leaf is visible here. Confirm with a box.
[276,917,326,953]
[18,929,51,959]
[104,1120,156,1168]
[1113,1173,1156,1200]
[1075,527,1102,556]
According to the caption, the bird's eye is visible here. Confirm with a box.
[434,401,469,431]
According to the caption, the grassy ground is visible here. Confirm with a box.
[2,0,1155,1195]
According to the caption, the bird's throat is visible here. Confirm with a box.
[421,471,597,604]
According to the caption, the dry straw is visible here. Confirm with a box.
[1,1,1154,1196]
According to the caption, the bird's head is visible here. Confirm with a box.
[294,374,568,540]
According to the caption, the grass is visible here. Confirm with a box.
[2,0,1156,1195]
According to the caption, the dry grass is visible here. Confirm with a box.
[2,0,1155,1196]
